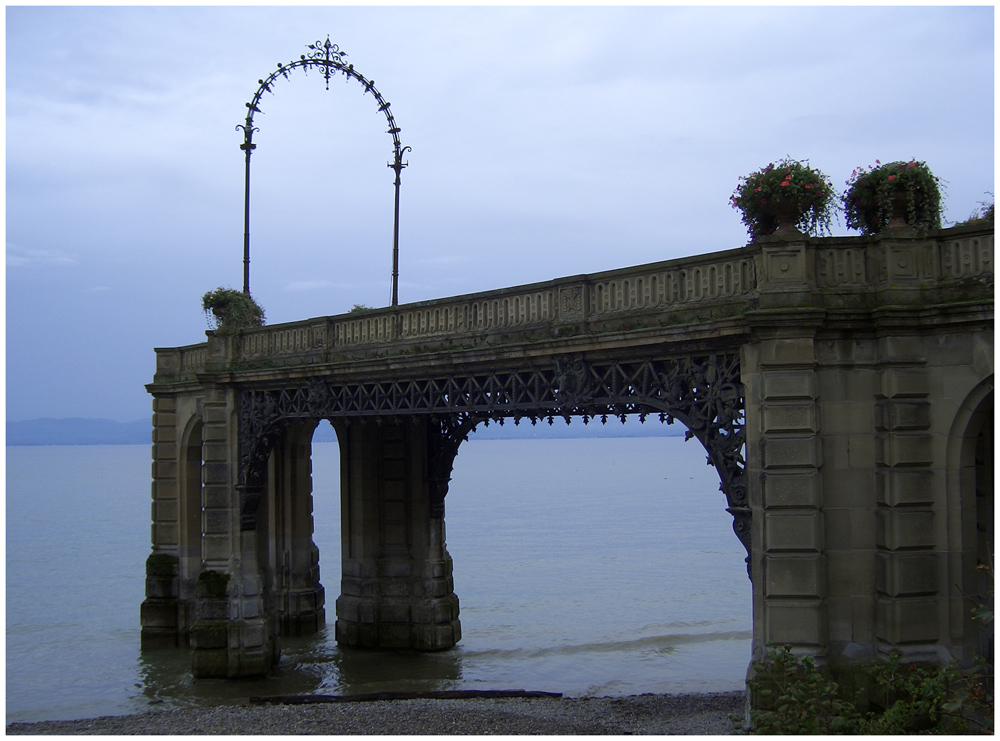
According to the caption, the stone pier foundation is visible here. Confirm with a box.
[335,419,461,650]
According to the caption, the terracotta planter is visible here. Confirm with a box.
[764,198,805,235]
[888,189,913,229]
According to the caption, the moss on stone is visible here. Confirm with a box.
[197,569,231,598]
[146,553,179,577]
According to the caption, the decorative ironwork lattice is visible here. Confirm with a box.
[236,351,750,569]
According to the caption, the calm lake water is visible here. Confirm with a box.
[6,435,751,723]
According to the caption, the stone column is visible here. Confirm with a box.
[746,332,827,658]
[873,337,940,662]
[747,238,828,662]
[335,418,461,650]
[141,394,182,649]
[189,384,278,677]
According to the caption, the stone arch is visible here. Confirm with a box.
[254,418,325,637]
[235,351,749,562]
[946,377,994,665]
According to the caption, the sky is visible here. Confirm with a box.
[6,5,995,423]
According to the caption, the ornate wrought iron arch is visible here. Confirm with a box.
[238,37,409,304]
[235,351,750,574]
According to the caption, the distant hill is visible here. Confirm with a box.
[7,416,685,446]
[7,418,151,446]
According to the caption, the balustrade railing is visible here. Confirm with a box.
[159,227,992,378]
[940,231,993,280]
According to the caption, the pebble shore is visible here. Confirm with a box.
[7,691,746,735]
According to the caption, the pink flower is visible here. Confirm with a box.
[888,175,896,181]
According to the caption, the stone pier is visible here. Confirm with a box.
[141,223,992,686]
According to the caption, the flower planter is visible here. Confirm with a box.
[731,158,834,242]
[764,198,806,235]
[842,160,942,235]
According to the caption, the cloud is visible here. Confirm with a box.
[7,245,79,268]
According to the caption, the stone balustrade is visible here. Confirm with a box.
[153,225,992,382]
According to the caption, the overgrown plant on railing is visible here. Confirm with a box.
[202,287,266,333]
[957,195,995,227]
[742,644,993,734]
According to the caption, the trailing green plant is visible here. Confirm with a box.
[743,644,994,734]
[731,158,836,241]
[202,287,265,333]
[842,159,943,234]
[956,195,994,227]
[349,303,373,313]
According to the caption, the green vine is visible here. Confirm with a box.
[202,287,265,333]
[956,195,994,227]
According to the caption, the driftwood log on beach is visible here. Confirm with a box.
[250,688,564,704]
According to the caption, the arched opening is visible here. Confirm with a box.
[178,417,204,641]
[256,419,326,637]
[961,388,993,663]
[949,382,994,665]
[972,404,992,662]
[309,419,342,636]
[445,418,752,695]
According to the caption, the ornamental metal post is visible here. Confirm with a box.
[389,144,410,307]
[239,131,257,295]
[236,37,407,302]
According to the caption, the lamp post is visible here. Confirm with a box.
[237,37,407,305]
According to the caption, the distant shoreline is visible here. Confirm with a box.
[7,417,686,447]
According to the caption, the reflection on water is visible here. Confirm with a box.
[132,622,751,716]
[134,628,467,710]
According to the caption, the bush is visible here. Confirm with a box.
[956,196,994,227]
[202,287,265,332]
[747,645,863,734]
[743,645,993,734]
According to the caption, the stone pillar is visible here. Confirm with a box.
[747,238,828,661]
[746,332,827,658]
[873,337,941,661]
[141,394,183,649]
[189,384,278,677]
[265,420,325,636]
[815,335,879,667]
[335,418,461,650]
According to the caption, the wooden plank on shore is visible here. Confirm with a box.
[249,689,563,705]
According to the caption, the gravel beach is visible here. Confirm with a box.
[7,691,747,735]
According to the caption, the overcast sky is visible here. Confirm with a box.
[6,5,994,423]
